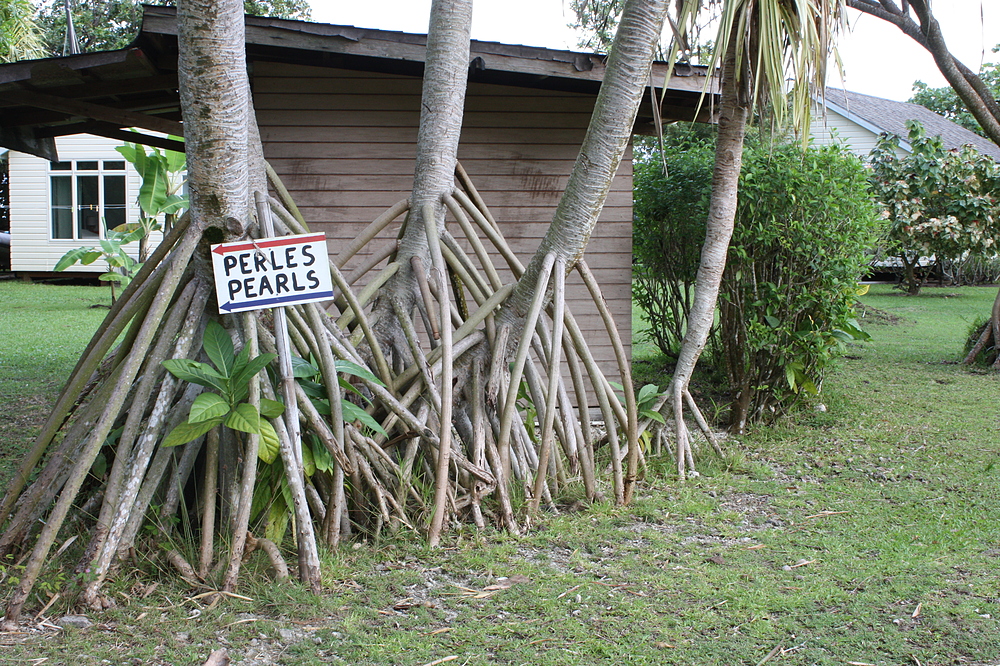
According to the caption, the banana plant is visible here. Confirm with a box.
[161,320,283,462]
[53,225,146,303]
[115,139,187,259]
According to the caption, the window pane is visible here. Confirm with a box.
[77,161,99,171]
[50,161,72,171]
[103,160,126,170]
[77,175,100,238]
[51,176,73,238]
[104,175,126,231]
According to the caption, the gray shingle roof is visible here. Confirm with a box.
[822,88,1000,161]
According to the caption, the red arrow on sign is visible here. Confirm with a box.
[211,233,326,255]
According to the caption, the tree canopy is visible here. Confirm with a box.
[869,120,1000,295]
[34,0,311,55]
[0,0,45,61]
[910,46,1000,138]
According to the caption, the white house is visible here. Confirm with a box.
[810,88,1000,161]
[8,133,146,275]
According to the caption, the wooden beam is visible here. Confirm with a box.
[0,74,180,106]
[35,122,185,153]
[3,90,183,137]
[0,126,57,160]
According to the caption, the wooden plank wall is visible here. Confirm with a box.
[254,62,632,390]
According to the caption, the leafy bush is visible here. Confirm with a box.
[633,139,879,431]
[868,120,1000,294]
[721,143,879,432]
[632,133,714,355]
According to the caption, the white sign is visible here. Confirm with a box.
[210,232,334,314]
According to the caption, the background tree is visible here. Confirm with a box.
[847,0,1000,367]
[34,0,310,55]
[634,135,877,432]
[658,0,844,478]
[0,0,45,61]
[869,120,1000,296]
[910,47,1000,138]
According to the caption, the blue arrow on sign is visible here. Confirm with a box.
[220,290,335,313]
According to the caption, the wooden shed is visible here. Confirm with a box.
[0,5,716,376]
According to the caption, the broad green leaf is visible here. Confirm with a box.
[80,251,103,265]
[229,353,277,404]
[162,418,221,448]
[161,193,188,214]
[341,400,387,437]
[162,358,228,394]
[115,144,138,163]
[264,487,290,544]
[641,409,666,424]
[99,272,128,284]
[309,435,334,474]
[54,247,91,271]
[764,315,781,328]
[301,439,316,477]
[636,384,660,406]
[259,397,285,419]
[201,320,235,377]
[292,356,320,378]
[225,402,261,434]
[258,420,280,465]
[138,156,169,217]
[189,392,230,423]
[164,143,186,172]
[335,359,384,386]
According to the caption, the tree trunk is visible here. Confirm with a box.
[668,34,748,468]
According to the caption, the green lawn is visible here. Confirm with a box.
[1,281,999,665]
[0,281,111,483]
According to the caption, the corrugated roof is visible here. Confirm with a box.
[822,88,1000,161]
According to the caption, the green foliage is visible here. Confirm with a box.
[632,129,715,356]
[34,0,311,57]
[115,139,187,251]
[52,139,187,301]
[721,142,878,430]
[295,356,387,437]
[161,320,280,457]
[963,315,997,367]
[634,137,878,429]
[53,225,146,302]
[868,120,1000,295]
[0,0,45,62]
[910,46,1000,138]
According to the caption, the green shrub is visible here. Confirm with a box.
[633,139,879,431]
[721,143,879,432]
[632,137,713,355]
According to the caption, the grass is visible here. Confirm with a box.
[2,281,1000,665]
[0,280,111,483]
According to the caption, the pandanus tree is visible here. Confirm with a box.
[0,0,675,624]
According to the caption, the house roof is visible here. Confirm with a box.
[0,5,718,160]
[822,88,1000,161]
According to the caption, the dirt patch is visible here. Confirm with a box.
[856,303,906,326]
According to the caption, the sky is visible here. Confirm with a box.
[308,0,1000,102]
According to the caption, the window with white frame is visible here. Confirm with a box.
[49,160,128,240]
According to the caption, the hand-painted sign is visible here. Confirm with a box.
[210,232,334,314]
